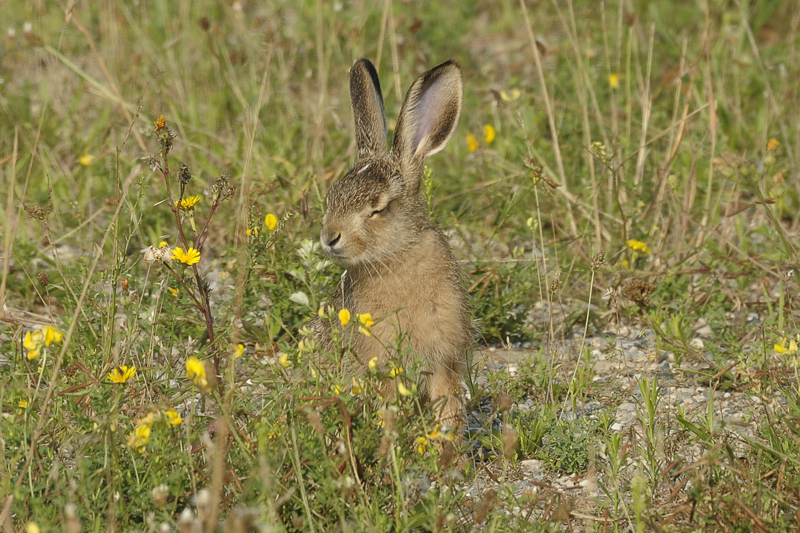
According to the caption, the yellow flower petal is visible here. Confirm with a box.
[767,138,779,152]
[165,409,182,426]
[127,423,151,451]
[626,239,651,255]
[500,89,520,101]
[80,154,95,166]
[397,381,415,396]
[23,331,42,352]
[234,343,245,358]
[155,115,166,131]
[388,364,403,378]
[368,357,378,371]
[357,313,374,336]
[278,352,291,368]
[265,213,278,231]
[186,356,210,390]
[415,436,428,454]
[108,365,136,384]
[466,133,479,153]
[171,247,201,265]
[483,124,496,144]
[42,325,63,347]
[609,73,619,89]
[339,308,351,326]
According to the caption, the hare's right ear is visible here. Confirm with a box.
[391,61,463,189]
[350,59,388,158]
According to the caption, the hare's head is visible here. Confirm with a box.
[320,59,463,268]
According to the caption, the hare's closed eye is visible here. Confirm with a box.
[369,202,390,218]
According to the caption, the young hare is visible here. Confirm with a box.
[312,59,471,426]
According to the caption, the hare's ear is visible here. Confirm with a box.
[391,60,463,188]
[350,59,388,158]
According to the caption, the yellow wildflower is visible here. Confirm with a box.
[168,287,179,297]
[42,325,63,347]
[265,213,278,231]
[500,89,520,101]
[278,352,291,368]
[388,363,402,378]
[234,343,245,358]
[767,138,779,152]
[427,424,453,442]
[626,239,651,255]
[339,308,351,326]
[368,357,378,371]
[609,73,619,89]
[357,313,374,336]
[186,356,210,390]
[332,385,342,395]
[175,195,201,210]
[397,381,415,396]
[415,436,428,454]
[351,377,364,395]
[774,337,798,355]
[466,134,479,153]
[127,423,151,452]
[155,114,166,131]
[267,421,285,440]
[246,227,259,236]
[171,247,201,265]
[483,124,496,144]
[26,523,40,533]
[165,409,182,426]
[19,399,28,409]
[108,365,136,384]
[80,154,95,166]
[23,330,44,359]
[158,241,168,248]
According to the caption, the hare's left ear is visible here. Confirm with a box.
[350,59,388,158]
[391,61,463,190]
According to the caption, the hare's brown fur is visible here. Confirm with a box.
[311,59,471,425]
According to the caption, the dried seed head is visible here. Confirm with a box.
[621,279,656,308]
[143,244,172,264]
[211,174,235,204]
[496,393,513,413]
[550,271,562,293]
[148,156,162,172]
[121,277,129,293]
[590,251,605,272]
[305,408,324,436]
[64,503,81,533]
[37,271,49,287]
[474,489,497,524]
[502,423,518,459]
[378,407,398,457]
[24,203,48,221]
[178,163,192,185]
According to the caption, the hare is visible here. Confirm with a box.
[311,59,471,427]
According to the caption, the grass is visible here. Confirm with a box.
[1,0,800,531]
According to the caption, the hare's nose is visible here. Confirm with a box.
[326,233,341,248]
